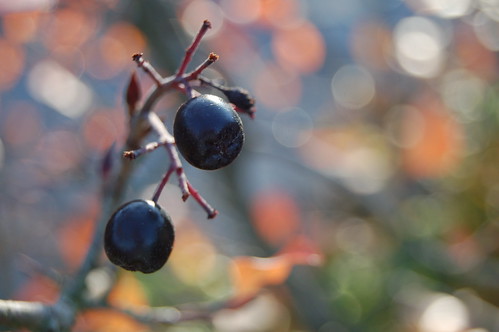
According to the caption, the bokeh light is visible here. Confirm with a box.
[257,0,307,29]
[272,107,313,148]
[168,223,221,289]
[2,11,41,43]
[331,65,375,109]
[0,0,55,13]
[180,0,224,38]
[350,20,391,70]
[440,69,486,122]
[28,60,93,119]
[1,101,43,150]
[299,126,393,194]
[42,8,96,54]
[272,21,326,74]
[220,0,261,25]
[0,38,25,91]
[479,0,499,21]
[252,63,301,109]
[335,218,376,255]
[394,16,446,78]
[455,22,497,79]
[34,130,84,175]
[408,0,473,18]
[472,12,499,51]
[418,294,469,332]
[81,108,125,152]
[385,104,425,148]
[86,22,146,79]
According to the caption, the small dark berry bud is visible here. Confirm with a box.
[202,19,212,29]
[126,71,141,116]
[199,77,256,118]
[100,142,116,180]
[222,87,255,113]
[132,53,144,62]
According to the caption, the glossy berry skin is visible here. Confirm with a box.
[104,199,174,274]
[174,94,244,170]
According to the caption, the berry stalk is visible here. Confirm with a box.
[176,19,212,79]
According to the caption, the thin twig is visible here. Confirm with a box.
[176,19,211,78]
[19,254,65,286]
[187,181,218,219]
[152,166,175,203]
[184,52,219,81]
[123,140,168,160]
[132,53,164,87]
[147,112,174,143]
[138,78,176,115]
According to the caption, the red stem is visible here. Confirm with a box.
[152,166,175,203]
[176,20,212,78]
[132,53,164,86]
[185,52,219,81]
[187,181,218,219]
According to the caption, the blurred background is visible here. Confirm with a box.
[1,0,499,331]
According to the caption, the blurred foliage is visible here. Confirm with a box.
[2,0,499,331]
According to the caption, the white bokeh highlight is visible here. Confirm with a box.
[272,108,314,148]
[28,60,93,119]
[331,65,375,109]
[394,16,445,78]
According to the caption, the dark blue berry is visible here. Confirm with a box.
[104,199,174,273]
[173,94,244,170]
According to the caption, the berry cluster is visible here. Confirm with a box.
[104,21,255,273]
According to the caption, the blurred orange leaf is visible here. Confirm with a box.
[230,236,322,299]
[231,256,292,299]
[75,274,149,332]
[76,309,147,332]
[57,217,95,270]
[250,190,300,246]
[108,273,149,307]
[13,274,59,304]
[402,96,462,178]
[278,235,324,266]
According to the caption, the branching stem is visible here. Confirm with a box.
[176,19,211,78]
[0,19,232,331]
[132,53,164,87]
